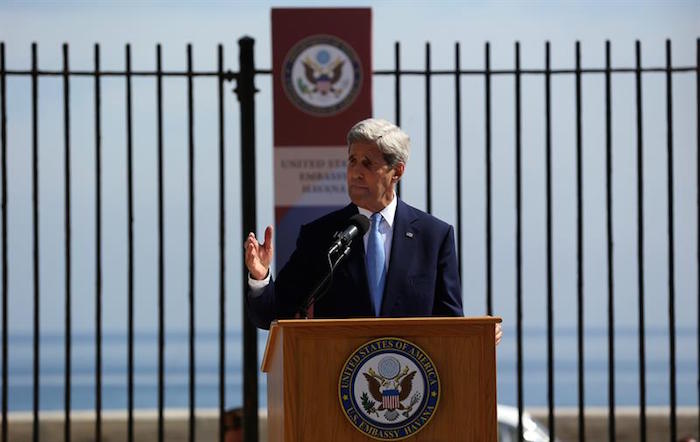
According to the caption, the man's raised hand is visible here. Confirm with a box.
[245,225,274,280]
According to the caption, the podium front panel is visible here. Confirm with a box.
[262,317,499,441]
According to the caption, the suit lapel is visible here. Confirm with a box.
[380,199,418,315]
[347,234,369,297]
[335,204,373,313]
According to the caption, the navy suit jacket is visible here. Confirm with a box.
[246,199,463,330]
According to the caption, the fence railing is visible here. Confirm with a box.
[0,40,239,442]
[368,38,698,442]
[1,36,698,442]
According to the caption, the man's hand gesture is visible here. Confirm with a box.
[245,226,274,280]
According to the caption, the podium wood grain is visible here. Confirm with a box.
[261,317,501,442]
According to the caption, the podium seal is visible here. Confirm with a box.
[338,337,440,440]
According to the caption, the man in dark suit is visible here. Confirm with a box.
[245,118,502,345]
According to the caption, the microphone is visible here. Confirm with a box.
[298,213,370,317]
[327,214,370,256]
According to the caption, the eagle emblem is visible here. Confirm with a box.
[362,359,422,421]
[282,34,362,116]
[301,54,345,97]
[338,337,440,440]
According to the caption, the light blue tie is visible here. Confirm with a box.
[366,212,386,316]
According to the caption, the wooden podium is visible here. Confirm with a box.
[261,316,501,441]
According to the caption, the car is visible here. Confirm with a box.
[498,405,554,442]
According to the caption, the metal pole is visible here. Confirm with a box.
[454,42,463,282]
[31,42,40,442]
[425,42,432,214]
[236,36,259,442]
[394,42,401,199]
[94,43,103,442]
[544,40,555,442]
[62,43,72,442]
[125,43,135,442]
[664,39,677,442]
[187,43,197,442]
[155,43,165,442]
[217,43,227,442]
[605,40,616,442]
[0,41,7,442]
[514,41,524,442]
[484,42,493,316]
[635,40,647,442]
[575,40,585,442]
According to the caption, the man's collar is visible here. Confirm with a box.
[356,195,397,227]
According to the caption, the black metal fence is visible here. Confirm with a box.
[1,40,239,442]
[1,36,699,442]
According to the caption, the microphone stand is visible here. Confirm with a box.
[297,243,352,319]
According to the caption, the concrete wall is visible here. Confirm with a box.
[6,410,266,442]
[5,407,698,441]
[529,407,698,442]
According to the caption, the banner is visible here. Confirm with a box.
[272,8,372,268]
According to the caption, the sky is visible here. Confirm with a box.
[0,0,698,344]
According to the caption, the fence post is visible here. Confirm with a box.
[236,35,259,442]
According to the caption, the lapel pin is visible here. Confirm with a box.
[405,232,414,238]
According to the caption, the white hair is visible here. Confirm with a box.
[346,118,410,167]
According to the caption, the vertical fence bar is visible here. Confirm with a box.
[696,37,700,438]
[454,42,463,280]
[394,42,401,198]
[62,42,72,442]
[425,42,432,214]
[544,40,555,442]
[485,42,493,316]
[94,43,103,442]
[31,42,39,442]
[605,40,616,442]
[156,43,165,442]
[635,40,647,442]
[236,36,259,442]
[664,39,677,442]
[0,41,7,442]
[514,41,524,442]
[217,43,226,442]
[575,40,585,442]
[187,43,196,442]
[125,43,135,442]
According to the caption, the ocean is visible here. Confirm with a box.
[5,325,698,411]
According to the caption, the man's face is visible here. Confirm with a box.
[346,142,404,212]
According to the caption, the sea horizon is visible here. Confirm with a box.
[5,325,698,411]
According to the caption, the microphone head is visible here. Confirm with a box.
[349,213,370,235]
